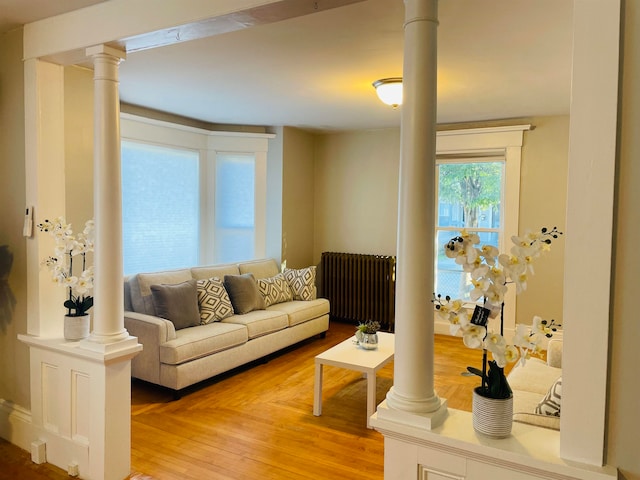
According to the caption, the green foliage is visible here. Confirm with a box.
[358,320,380,334]
[439,162,502,227]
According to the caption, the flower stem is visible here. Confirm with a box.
[67,252,73,315]
[482,348,487,391]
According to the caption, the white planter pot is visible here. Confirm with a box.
[64,314,90,341]
[472,387,513,438]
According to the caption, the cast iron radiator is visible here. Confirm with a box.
[320,252,396,332]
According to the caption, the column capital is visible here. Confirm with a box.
[86,44,127,60]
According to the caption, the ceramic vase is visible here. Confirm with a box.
[64,314,90,341]
[472,387,513,438]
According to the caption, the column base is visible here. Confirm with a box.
[79,334,141,356]
[374,397,448,431]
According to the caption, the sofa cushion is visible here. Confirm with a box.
[506,358,561,396]
[131,268,192,316]
[159,322,248,365]
[222,310,288,339]
[238,258,280,279]
[535,376,562,416]
[283,266,317,301]
[267,299,329,327]
[224,273,265,314]
[151,279,201,330]
[191,264,240,281]
[256,273,293,307]
[197,277,234,324]
[513,411,561,430]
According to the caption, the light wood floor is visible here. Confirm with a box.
[0,321,481,480]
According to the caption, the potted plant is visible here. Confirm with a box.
[37,217,94,340]
[356,320,381,350]
[433,226,562,437]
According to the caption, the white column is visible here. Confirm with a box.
[376,0,447,429]
[85,45,129,345]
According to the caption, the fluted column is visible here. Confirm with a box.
[86,45,129,345]
[382,0,446,426]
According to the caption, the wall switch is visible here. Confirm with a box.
[30,440,46,464]
[23,206,33,237]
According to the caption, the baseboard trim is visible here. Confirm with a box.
[0,398,36,452]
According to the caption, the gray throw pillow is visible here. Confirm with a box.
[223,273,265,315]
[150,279,201,330]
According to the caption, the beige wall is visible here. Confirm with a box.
[607,2,640,478]
[312,118,568,325]
[313,128,401,259]
[517,115,569,325]
[64,66,94,228]
[0,28,30,409]
[281,127,316,268]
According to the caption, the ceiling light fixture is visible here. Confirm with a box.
[372,77,403,108]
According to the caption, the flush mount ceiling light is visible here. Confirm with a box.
[372,77,403,107]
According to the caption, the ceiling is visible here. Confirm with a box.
[1,0,574,132]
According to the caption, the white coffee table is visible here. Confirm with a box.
[313,331,394,428]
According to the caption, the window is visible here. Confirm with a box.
[214,153,256,263]
[433,125,529,337]
[435,158,505,301]
[121,141,200,274]
[120,114,272,275]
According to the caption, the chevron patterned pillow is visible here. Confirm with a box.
[283,266,317,301]
[256,273,293,307]
[535,376,562,416]
[197,277,234,324]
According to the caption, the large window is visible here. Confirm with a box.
[122,141,200,274]
[435,159,504,301]
[433,125,529,338]
[214,153,256,263]
[120,114,271,275]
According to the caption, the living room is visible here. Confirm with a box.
[0,1,638,480]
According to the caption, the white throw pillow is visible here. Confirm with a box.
[197,277,234,324]
[256,273,293,307]
[535,376,562,416]
[283,266,316,301]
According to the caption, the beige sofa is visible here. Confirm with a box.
[507,339,563,430]
[123,258,329,392]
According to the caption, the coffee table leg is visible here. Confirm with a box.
[366,369,376,429]
[313,361,323,416]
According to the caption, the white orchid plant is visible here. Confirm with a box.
[37,217,95,317]
[433,226,562,399]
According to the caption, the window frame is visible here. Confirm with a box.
[120,113,273,272]
[433,125,530,338]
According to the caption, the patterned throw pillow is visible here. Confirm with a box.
[283,266,316,301]
[535,376,562,416]
[197,277,234,324]
[256,273,293,307]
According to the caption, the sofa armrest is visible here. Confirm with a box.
[547,339,562,368]
[124,311,177,384]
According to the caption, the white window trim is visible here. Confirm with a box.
[433,125,531,339]
[120,113,274,267]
